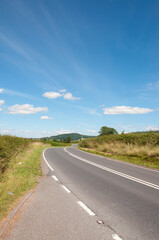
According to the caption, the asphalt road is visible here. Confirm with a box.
[3,160,114,240]
[44,146,159,240]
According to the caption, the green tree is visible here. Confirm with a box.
[98,126,118,136]
[66,137,71,143]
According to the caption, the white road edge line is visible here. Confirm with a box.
[52,175,58,182]
[77,201,95,216]
[62,185,71,193]
[64,148,159,191]
[112,234,123,240]
[43,149,54,171]
[77,147,159,173]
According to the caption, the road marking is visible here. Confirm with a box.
[64,148,159,191]
[43,149,54,171]
[112,234,122,240]
[77,147,159,173]
[77,201,95,216]
[52,175,59,182]
[62,185,71,193]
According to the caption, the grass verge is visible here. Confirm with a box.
[78,133,159,170]
[0,142,50,223]
[78,147,159,170]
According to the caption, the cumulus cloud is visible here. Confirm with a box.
[63,92,80,101]
[40,116,53,120]
[0,100,4,105]
[8,104,48,115]
[43,91,62,99]
[43,90,80,101]
[0,88,4,93]
[103,106,153,115]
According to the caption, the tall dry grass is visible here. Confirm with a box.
[86,141,159,158]
[79,133,159,168]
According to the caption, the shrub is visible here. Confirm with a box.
[0,135,30,175]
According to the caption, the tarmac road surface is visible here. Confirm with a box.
[3,146,159,240]
[43,146,159,240]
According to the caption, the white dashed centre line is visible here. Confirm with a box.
[62,185,71,193]
[52,175,59,182]
[112,234,123,240]
[77,201,95,216]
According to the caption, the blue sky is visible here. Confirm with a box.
[0,0,159,137]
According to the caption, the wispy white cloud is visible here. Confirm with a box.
[0,129,10,134]
[86,129,97,134]
[103,106,153,115]
[67,104,101,116]
[115,124,145,133]
[4,89,36,100]
[55,128,74,135]
[59,89,66,93]
[145,125,159,131]
[147,81,159,90]
[0,32,60,87]
[39,2,93,91]
[63,92,80,101]
[0,100,4,111]
[137,81,159,101]
[0,88,4,93]
[0,2,93,93]
[8,104,48,115]
[0,100,4,105]
[0,127,55,138]
[40,116,53,120]
[88,108,101,116]
[0,32,31,60]
[99,104,105,108]
[43,91,62,99]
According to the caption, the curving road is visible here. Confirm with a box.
[44,146,159,240]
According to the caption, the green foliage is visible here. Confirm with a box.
[50,141,70,147]
[79,132,159,169]
[66,137,71,143]
[41,139,71,147]
[0,135,30,175]
[79,139,89,148]
[80,132,159,147]
[48,133,95,141]
[99,126,118,136]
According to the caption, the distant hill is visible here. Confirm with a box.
[49,133,95,141]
